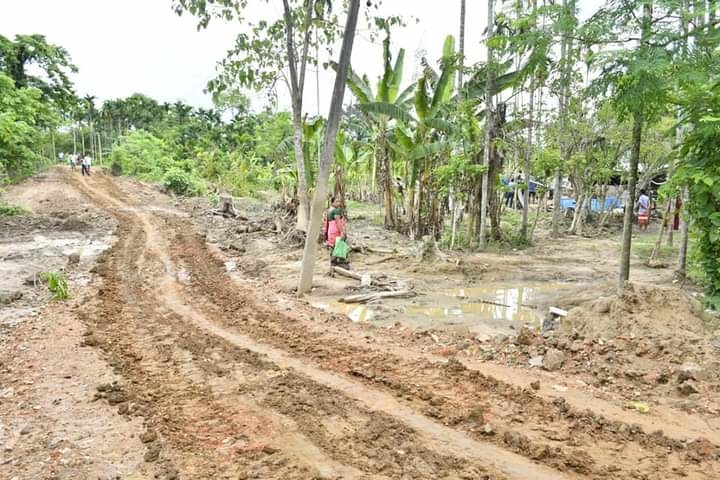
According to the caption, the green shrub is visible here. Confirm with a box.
[163,168,200,196]
[108,131,178,181]
[0,202,29,216]
[41,271,71,300]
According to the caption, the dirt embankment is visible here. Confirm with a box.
[1,167,719,479]
[565,281,712,338]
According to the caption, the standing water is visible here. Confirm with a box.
[311,283,574,336]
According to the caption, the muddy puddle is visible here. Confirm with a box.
[311,283,576,335]
[0,233,114,291]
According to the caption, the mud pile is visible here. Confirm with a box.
[564,281,710,338]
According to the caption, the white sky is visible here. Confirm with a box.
[0,0,591,114]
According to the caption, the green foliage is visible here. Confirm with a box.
[163,168,201,196]
[41,271,70,300]
[675,114,720,308]
[0,34,78,110]
[215,152,274,198]
[176,0,342,103]
[0,202,29,216]
[108,131,183,181]
[0,73,58,182]
[102,96,300,201]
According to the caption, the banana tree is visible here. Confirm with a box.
[333,130,372,203]
[275,115,325,198]
[334,21,414,228]
[407,35,457,236]
[354,35,457,238]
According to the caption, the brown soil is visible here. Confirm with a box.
[565,281,711,338]
[1,166,718,479]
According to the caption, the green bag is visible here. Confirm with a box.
[332,238,350,259]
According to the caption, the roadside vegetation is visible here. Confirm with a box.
[40,271,71,300]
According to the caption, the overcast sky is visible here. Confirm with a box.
[1,1,589,114]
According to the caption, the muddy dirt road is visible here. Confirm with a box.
[2,168,719,479]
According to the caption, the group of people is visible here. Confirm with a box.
[67,153,92,176]
[502,171,538,208]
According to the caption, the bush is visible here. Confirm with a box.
[163,168,200,196]
[108,131,179,181]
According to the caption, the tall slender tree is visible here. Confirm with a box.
[479,0,495,248]
[174,0,342,232]
[298,0,362,294]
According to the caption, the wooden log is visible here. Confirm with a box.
[339,290,416,304]
[366,246,396,254]
[332,266,364,281]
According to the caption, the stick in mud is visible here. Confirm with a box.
[339,290,416,304]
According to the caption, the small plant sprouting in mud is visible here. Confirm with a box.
[0,202,29,216]
[41,271,71,300]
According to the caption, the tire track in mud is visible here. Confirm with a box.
[72,172,719,480]
[70,173,510,479]
[165,219,720,480]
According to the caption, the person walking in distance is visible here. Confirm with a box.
[637,189,650,231]
[81,155,92,176]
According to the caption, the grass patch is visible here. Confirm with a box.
[41,271,71,300]
[346,200,384,225]
[0,202,29,216]
[632,235,679,263]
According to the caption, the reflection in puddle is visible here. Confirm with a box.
[406,286,543,323]
[311,283,574,334]
[311,300,372,323]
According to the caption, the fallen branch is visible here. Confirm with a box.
[350,244,397,255]
[365,255,404,266]
[478,299,512,308]
[331,266,408,290]
[339,290,416,304]
[332,266,363,281]
[210,209,247,220]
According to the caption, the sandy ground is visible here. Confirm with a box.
[0,166,718,479]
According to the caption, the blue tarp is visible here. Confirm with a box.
[590,196,622,212]
[560,196,623,212]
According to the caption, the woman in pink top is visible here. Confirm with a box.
[325,196,345,247]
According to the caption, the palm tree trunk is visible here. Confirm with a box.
[51,132,56,163]
[97,133,103,165]
[298,0,361,295]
